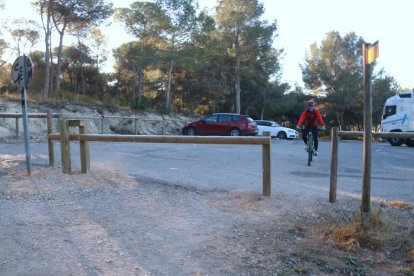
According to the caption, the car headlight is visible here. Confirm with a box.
[288,130,294,133]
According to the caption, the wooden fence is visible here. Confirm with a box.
[0,112,59,136]
[9,113,413,199]
[329,127,414,202]
[46,116,272,196]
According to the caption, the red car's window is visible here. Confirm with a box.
[204,115,219,122]
[231,115,241,121]
[218,115,232,122]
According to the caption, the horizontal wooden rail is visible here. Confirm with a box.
[0,112,60,137]
[49,130,271,196]
[330,128,414,203]
[339,131,414,139]
[48,133,271,145]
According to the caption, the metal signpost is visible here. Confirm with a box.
[11,55,34,175]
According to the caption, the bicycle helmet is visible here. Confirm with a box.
[307,100,315,110]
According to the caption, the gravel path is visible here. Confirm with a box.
[1,156,413,275]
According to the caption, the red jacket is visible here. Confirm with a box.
[297,109,325,127]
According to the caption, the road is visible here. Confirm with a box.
[1,139,413,203]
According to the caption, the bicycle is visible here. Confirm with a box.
[306,131,315,166]
[297,126,324,166]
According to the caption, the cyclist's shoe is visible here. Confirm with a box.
[314,151,318,156]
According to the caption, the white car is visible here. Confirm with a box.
[255,120,299,139]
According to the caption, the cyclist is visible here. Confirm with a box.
[296,100,326,156]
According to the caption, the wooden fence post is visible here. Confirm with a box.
[362,43,373,215]
[60,120,71,174]
[79,121,90,173]
[329,127,339,203]
[262,131,271,196]
[101,115,104,134]
[47,110,54,167]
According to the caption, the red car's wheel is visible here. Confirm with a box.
[187,127,197,136]
[230,128,241,136]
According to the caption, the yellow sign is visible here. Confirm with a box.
[366,41,379,64]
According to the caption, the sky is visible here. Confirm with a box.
[1,0,413,90]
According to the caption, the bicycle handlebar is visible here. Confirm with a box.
[296,126,327,133]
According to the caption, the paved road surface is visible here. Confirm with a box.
[1,139,413,203]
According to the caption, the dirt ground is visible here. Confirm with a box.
[0,157,413,275]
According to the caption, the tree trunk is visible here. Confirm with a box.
[165,36,175,113]
[137,65,143,106]
[132,63,136,97]
[42,2,52,101]
[166,54,174,112]
[336,110,346,131]
[260,89,266,120]
[81,62,85,96]
[56,30,65,93]
[137,43,145,107]
[234,35,241,114]
[49,34,54,97]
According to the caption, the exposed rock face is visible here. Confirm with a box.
[0,100,198,143]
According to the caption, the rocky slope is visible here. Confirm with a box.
[0,99,197,143]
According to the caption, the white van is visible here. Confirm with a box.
[381,90,414,146]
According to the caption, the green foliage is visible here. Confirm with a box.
[51,89,102,105]
[1,0,404,125]
[301,31,400,130]
[115,2,168,39]
[24,51,45,97]
[0,63,12,89]
[281,86,313,125]
[101,97,119,113]
[301,31,364,130]
[372,71,399,128]
[214,0,282,113]
[4,18,40,56]
[52,0,114,28]
[114,93,152,111]
[0,37,9,66]
[129,95,152,111]
[110,0,286,116]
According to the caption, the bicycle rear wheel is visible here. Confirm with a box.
[307,136,313,166]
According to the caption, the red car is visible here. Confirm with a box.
[182,113,258,136]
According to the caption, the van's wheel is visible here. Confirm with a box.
[388,137,403,146]
[405,139,414,147]
[230,128,241,136]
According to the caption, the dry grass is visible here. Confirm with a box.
[324,206,414,264]
[325,208,391,251]
[1,91,42,104]
[384,200,414,210]
[1,92,20,101]
[1,90,101,106]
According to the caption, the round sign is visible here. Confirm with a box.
[11,55,34,89]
